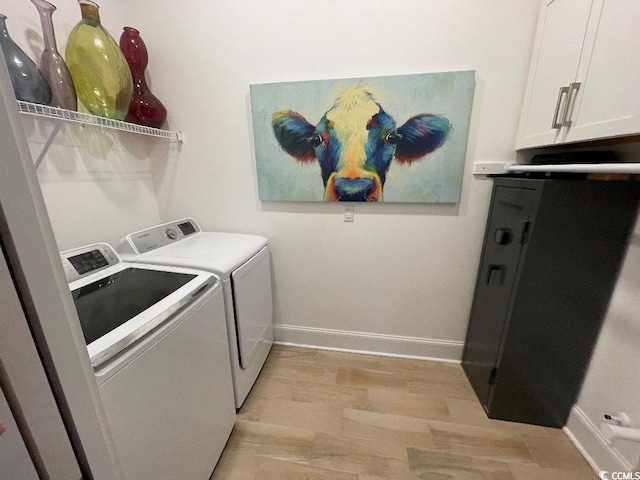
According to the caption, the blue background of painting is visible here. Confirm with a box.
[250,71,475,203]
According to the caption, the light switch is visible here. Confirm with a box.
[343,205,354,222]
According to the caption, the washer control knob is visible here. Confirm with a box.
[166,228,178,240]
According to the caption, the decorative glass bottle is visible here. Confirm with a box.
[119,27,167,128]
[0,14,51,105]
[31,0,77,110]
[65,0,132,120]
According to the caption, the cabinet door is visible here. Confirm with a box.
[564,0,640,142]
[516,0,594,149]
[462,186,536,408]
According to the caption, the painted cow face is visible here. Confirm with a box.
[272,87,451,202]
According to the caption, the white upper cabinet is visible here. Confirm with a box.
[516,0,593,148]
[565,0,640,143]
[516,0,640,149]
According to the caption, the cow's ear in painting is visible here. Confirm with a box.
[394,114,452,164]
[272,110,317,163]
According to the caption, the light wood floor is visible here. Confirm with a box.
[211,345,597,479]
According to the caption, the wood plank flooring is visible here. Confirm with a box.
[211,345,597,479]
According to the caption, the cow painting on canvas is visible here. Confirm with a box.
[250,72,475,203]
[272,87,451,202]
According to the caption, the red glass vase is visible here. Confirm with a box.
[119,27,167,128]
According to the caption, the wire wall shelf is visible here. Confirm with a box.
[17,101,184,142]
[17,101,184,169]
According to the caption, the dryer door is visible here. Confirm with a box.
[231,247,273,369]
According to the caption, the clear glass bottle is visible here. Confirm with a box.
[65,0,132,120]
[31,0,77,110]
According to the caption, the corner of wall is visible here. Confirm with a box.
[564,405,634,475]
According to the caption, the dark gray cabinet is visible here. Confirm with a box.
[462,177,640,428]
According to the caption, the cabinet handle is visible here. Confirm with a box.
[486,264,505,286]
[561,82,581,127]
[551,86,569,129]
[494,228,512,245]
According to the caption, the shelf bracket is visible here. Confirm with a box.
[34,123,62,169]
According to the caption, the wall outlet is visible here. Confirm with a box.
[343,205,354,222]
[472,162,508,175]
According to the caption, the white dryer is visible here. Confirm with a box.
[118,218,273,408]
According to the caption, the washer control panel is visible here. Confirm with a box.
[60,243,120,283]
[125,218,201,254]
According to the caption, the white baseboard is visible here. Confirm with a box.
[564,405,633,475]
[273,324,464,362]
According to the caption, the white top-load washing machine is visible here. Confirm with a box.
[117,218,274,408]
[60,243,235,480]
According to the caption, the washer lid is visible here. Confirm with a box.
[73,267,197,345]
[67,260,217,368]
[120,232,268,277]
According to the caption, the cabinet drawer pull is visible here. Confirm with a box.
[562,82,581,127]
[551,86,569,129]
[486,264,505,286]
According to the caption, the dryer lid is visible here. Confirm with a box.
[119,229,268,277]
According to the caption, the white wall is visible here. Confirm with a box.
[111,0,540,358]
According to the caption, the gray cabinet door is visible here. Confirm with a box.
[462,185,536,408]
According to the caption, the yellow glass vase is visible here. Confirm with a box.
[65,0,132,120]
